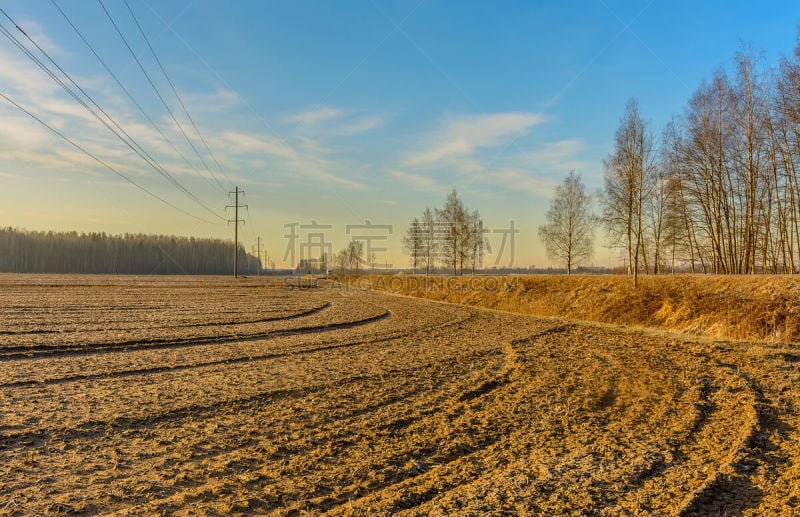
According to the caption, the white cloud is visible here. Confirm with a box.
[218,130,298,160]
[303,168,368,190]
[338,114,388,135]
[388,169,446,192]
[286,107,390,136]
[0,110,52,147]
[182,90,240,113]
[523,139,591,171]
[246,178,284,189]
[284,138,368,190]
[211,132,368,190]
[0,17,379,238]
[0,46,61,98]
[485,168,558,196]
[405,112,546,167]
[285,105,342,126]
[14,19,64,57]
[395,121,588,197]
[464,138,590,196]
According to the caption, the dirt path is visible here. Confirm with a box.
[0,275,798,515]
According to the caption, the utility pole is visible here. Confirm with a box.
[255,236,263,276]
[226,186,247,278]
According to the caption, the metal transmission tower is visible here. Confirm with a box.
[226,187,247,278]
[253,236,266,277]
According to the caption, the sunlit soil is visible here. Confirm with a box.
[0,274,798,515]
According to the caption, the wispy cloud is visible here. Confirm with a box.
[285,105,343,126]
[0,46,62,98]
[182,89,240,114]
[0,17,593,233]
[284,137,369,190]
[338,114,390,135]
[218,130,298,160]
[13,19,65,58]
[405,112,546,167]
[523,139,591,172]
[0,32,370,194]
[213,132,368,190]
[388,169,446,192]
[286,105,390,137]
[459,138,589,197]
[394,110,589,198]
[485,168,558,197]
[0,111,52,147]
[303,168,368,190]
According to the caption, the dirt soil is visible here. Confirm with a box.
[1,274,799,515]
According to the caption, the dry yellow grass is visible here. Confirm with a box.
[336,274,800,343]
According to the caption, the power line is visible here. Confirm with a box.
[0,92,222,225]
[0,21,224,221]
[244,205,257,241]
[0,9,226,221]
[139,0,363,223]
[123,0,233,190]
[119,0,264,256]
[254,236,263,276]
[134,2,281,250]
[50,0,222,197]
[241,200,264,268]
[226,186,247,277]
[98,0,228,194]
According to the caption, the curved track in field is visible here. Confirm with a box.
[0,275,798,515]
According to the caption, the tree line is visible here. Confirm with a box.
[0,227,261,275]
[398,189,484,275]
[333,241,365,273]
[604,38,800,279]
[537,35,800,281]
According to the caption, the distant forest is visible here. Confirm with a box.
[0,228,261,275]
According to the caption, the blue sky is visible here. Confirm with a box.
[1,0,799,269]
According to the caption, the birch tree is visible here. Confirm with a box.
[603,98,656,286]
[437,189,465,275]
[538,172,596,275]
[402,217,423,273]
[420,207,438,275]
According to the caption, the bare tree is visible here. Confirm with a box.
[433,190,485,275]
[730,50,770,273]
[420,208,438,275]
[469,211,485,275]
[771,51,800,272]
[402,193,485,276]
[603,98,656,286]
[602,34,800,276]
[647,165,668,274]
[437,189,467,275]
[661,118,704,273]
[346,240,364,271]
[402,217,423,273]
[334,248,348,273]
[320,252,328,274]
[538,171,596,275]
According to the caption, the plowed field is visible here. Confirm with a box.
[1,275,799,515]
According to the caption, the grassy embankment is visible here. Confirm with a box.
[335,274,800,343]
